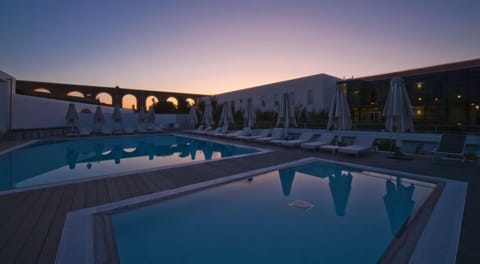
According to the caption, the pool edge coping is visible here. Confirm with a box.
[55,156,467,264]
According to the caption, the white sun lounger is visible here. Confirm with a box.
[220,128,251,138]
[301,133,336,150]
[255,128,284,143]
[336,134,377,158]
[236,129,271,141]
[272,132,315,147]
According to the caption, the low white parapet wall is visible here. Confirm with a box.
[11,94,189,130]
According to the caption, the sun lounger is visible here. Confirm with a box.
[236,129,271,141]
[255,128,284,143]
[220,128,251,138]
[301,133,336,150]
[337,134,376,158]
[273,132,315,147]
[431,134,466,162]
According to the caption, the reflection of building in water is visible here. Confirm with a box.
[383,178,415,236]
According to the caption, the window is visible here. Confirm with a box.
[261,96,266,108]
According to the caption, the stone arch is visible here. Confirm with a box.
[33,88,51,94]
[166,96,179,108]
[96,92,113,105]
[146,95,159,110]
[122,94,137,110]
[67,91,85,98]
[185,98,196,106]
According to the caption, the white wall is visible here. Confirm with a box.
[0,71,15,136]
[12,94,134,129]
[215,74,340,113]
[11,94,190,129]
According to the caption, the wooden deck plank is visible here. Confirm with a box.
[36,185,76,264]
[105,178,121,202]
[14,187,65,264]
[84,181,97,208]
[0,192,29,227]
[112,177,133,200]
[0,189,44,250]
[95,179,110,205]
[123,175,148,197]
[0,188,53,263]
[70,182,86,210]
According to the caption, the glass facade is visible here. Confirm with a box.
[340,64,480,133]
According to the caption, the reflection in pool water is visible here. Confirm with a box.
[111,161,433,263]
[0,135,256,191]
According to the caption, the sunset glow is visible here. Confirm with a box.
[1,1,479,95]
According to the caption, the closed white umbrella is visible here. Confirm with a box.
[65,103,78,133]
[243,98,256,129]
[93,106,104,133]
[189,106,198,129]
[138,107,146,123]
[383,77,414,158]
[218,102,233,131]
[202,101,213,129]
[327,86,352,131]
[113,105,122,122]
[276,93,297,138]
[146,106,155,124]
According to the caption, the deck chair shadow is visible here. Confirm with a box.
[431,134,466,163]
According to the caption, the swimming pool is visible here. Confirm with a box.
[105,160,439,263]
[0,134,258,191]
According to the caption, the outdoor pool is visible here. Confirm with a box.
[0,134,258,191]
[109,160,438,263]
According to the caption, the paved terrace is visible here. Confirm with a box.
[0,135,478,264]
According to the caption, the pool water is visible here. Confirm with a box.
[111,161,435,263]
[0,134,256,191]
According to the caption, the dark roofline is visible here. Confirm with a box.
[356,58,480,82]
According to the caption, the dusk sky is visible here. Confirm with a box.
[1,0,480,95]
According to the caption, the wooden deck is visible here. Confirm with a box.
[0,137,479,263]
[0,150,307,264]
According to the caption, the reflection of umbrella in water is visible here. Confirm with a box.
[278,168,296,196]
[66,146,79,169]
[383,177,415,236]
[328,170,353,216]
[145,142,155,160]
[202,142,213,160]
[189,140,199,160]
[93,143,105,163]
[112,145,123,164]
[176,142,190,158]
[295,162,339,179]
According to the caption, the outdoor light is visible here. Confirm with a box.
[416,109,422,115]
[476,105,480,110]
[354,90,360,94]
[416,82,423,89]
[457,94,462,99]
[417,97,423,101]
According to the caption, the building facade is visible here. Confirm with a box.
[215,73,340,114]
[340,59,480,132]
